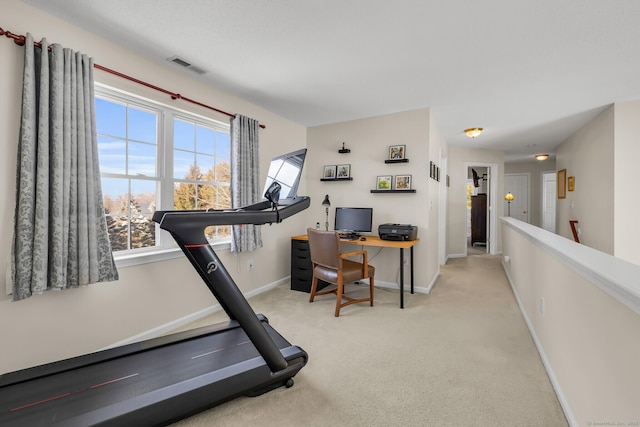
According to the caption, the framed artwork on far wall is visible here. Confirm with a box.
[389,144,406,160]
[558,169,567,199]
[376,175,392,190]
[337,164,351,178]
[568,176,575,191]
[323,165,336,179]
[394,174,412,190]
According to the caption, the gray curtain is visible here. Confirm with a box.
[230,114,262,253]
[10,33,118,301]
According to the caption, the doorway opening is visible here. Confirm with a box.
[465,163,498,255]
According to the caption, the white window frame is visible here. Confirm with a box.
[95,85,231,268]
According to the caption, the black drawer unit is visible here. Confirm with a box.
[291,238,329,292]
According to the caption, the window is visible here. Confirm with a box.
[95,88,231,257]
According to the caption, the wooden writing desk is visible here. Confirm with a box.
[291,234,419,308]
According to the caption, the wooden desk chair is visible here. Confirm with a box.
[306,228,375,317]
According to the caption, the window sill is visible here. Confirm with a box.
[114,241,231,268]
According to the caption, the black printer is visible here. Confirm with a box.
[378,223,418,241]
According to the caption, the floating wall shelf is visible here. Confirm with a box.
[385,159,409,164]
[320,177,353,182]
[370,189,416,193]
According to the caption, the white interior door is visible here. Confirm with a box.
[504,174,529,222]
[541,171,557,232]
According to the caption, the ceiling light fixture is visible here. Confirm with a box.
[535,154,549,161]
[464,128,483,138]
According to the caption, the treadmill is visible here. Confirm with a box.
[0,149,310,426]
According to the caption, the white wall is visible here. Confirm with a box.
[555,105,614,254]
[0,0,307,373]
[505,159,557,228]
[306,109,440,290]
[613,101,640,265]
[447,146,504,257]
[502,218,640,425]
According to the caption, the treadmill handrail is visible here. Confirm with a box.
[153,196,309,243]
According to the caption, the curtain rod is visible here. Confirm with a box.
[1,26,265,129]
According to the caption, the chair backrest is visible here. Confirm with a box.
[307,228,342,269]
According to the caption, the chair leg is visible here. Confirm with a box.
[309,275,318,303]
[369,275,374,307]
[334,278,344,317]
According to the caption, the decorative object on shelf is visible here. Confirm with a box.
[504,192,514,216]
[323,165,336,179]
[336,164,351,178]
[395,175,412,190]
[376,175,392,191]
[338,142,351,154]
[568,176,575,191]
[464,127,483,138]
[322,194,331,231]
[388,144,406,160]
[558,169,567,199]
[535,153,549,161]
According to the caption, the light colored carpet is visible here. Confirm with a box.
[170,254,568,426]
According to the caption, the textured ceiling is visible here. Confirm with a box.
[24,0,640,161]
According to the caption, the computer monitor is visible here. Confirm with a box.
[262,148,307,202]
[334,207,373,238]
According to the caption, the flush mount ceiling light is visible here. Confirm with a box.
[535,153,549,161]
[464,128,483,138]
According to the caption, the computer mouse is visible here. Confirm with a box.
[359,237,366,241]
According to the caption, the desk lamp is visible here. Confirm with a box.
[322,195,331,231]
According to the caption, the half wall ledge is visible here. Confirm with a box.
[500,217,640,316]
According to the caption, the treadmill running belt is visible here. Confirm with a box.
[0,322,292,427]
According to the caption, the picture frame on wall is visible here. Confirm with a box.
[429,161,435,179]
[568,176,575,191]
[558,169,567,199]
[336,164,351,178]
[323,165,336,179]
[389,145,406,160]
[394,174,412,190]
[376,175,392,190]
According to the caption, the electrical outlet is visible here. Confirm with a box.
[247,259,254,270]
[403,256,408,265]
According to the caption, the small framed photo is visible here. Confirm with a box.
[389,145,406,160]
[337,164,351,178]
[323,165,336,179]
[568,176,575,191]
[395,174,412,190]
[429,161,434,178]
[376,175,392,190]
[436,166,440,182]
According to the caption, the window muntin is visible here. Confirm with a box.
[95,89,231,255]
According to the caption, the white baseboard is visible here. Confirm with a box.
[501,261,577,427]
[374,278,434,295]
[102,277,289,350]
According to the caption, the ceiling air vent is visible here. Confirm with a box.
[167,55,206,75]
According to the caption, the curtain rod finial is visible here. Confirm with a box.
[1,27,26,46]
